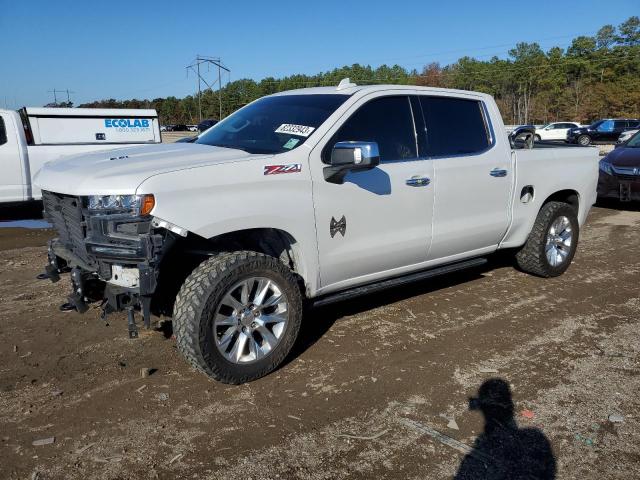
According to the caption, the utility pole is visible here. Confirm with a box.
[47,88,75,106]
[186,56,230,122]
[196,61,202,123]
[218,63,222,121]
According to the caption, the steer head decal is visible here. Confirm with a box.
[330,216,346,238]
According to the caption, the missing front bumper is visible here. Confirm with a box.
[42,234,164,334]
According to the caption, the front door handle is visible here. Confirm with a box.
[490,168,508,178]
[406,176,431,187]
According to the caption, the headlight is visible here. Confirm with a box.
[599,160,613,175]
[87,194,155,216]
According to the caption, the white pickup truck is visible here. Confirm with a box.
[34,81,599,384]
[0,107,161,204]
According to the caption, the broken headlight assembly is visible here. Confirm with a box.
[87,194,155,216]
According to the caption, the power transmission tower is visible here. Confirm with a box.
[47,88,75,106]
[186,56,230,122]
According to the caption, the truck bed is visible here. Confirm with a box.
[500,145,600,249]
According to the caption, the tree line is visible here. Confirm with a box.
[78,16,639,126]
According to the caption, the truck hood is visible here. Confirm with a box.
[605,146,640,167]
[34,143,269,195]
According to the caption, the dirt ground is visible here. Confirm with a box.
[1,202,639,480]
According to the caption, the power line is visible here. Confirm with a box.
[186,55,230,121]
[292,29,604,75]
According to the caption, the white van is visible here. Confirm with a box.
[0,107,161,204]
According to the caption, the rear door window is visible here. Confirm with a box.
[419,96,490,156]
[598,120,614,132]
[328,96,417,162]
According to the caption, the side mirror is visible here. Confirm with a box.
[324,141,380,184]
[509,126,535,150]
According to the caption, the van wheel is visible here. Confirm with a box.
[577,135,591,146]
[173,251,303,384]
[515,201,579,278]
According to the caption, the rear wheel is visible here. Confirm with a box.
[577,135,591,146]
[173,251,303,384]
[516,201,579,278]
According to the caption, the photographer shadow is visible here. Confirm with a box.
[455,378,556,480]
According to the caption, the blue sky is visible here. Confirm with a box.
[0,0,638,107]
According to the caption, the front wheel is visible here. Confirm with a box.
[173,251,303,384]
[534,134,541,142]
[516,201,579,278]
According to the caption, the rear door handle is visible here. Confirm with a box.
[490,168,508,178]
[406,176,431,187]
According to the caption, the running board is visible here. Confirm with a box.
[312,257,488,308]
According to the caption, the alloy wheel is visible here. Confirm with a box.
[213,277,288,364]
[545,216,573,267]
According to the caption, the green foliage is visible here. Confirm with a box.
[43,101,73,108]
[79,16,640,125]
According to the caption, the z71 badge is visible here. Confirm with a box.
[264,164,302,175]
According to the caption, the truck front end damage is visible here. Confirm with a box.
[41,190,179,337]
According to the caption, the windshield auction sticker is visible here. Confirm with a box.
[283,138,300,149]
[275,124,316,137]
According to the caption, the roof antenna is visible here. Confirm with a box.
[336,78,357,91]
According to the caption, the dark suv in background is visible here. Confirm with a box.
[567,119,640,146]
[197,119,218,132]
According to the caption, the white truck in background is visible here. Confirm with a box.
[0,107,161,204]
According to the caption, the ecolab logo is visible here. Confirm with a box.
[104,119,150,128]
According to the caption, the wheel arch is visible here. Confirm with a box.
[151,227,311,317]
[541,189,580,213]
[205,227,307,282]
[499,188,582,251]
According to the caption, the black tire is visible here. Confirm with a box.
[173,251,303,384]
[577,135,591,146]
[534,134,541,142]
[515,201,579,278]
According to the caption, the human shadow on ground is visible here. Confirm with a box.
[455,378,556,480]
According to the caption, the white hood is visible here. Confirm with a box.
[34,143,267,195]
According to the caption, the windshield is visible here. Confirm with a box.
[196,94,349,154]
[626,131,640,147]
